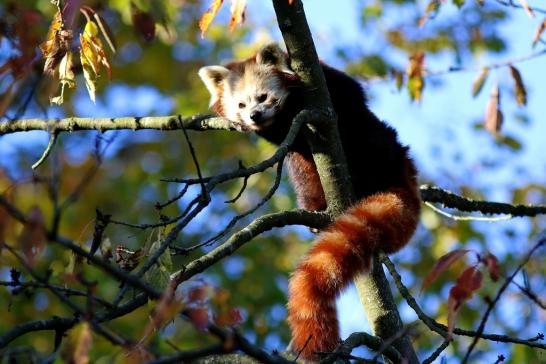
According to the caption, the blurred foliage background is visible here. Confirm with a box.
[0,0,545,363]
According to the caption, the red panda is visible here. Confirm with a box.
[199,43,420,361]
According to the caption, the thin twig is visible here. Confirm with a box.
[31,131,58,170]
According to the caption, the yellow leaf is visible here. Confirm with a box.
[80,47,97,103]
[406,52,425,101]
[84,19,99,37]
[199,0,224,38]
[60,322,92,364]
[79,20,112,103]
[229,0,246,31]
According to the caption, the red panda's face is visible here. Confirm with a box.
[199,43,295,131]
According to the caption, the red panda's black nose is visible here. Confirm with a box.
[250,111,262,122]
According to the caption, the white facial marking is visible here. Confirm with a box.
[221,63,290,130]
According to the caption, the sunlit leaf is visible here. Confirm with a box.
[472,67,489,98]
[229,0,246,31]
[83,6,117,52]
[60,322,92,364]
[50,51,75,105]
[509,65,527,106]
[485,83,503,135]
[532,20,546,47]
[517,0,535,18]
[39,9,71,76]
[199,0,224,38]
[422,249,471,291]
[79,19,112,103]
[406,52,425,101]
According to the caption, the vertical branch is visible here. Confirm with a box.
[271,1,418,362]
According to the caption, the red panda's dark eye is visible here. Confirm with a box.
[238,102,246,109]
[257,94,267,103]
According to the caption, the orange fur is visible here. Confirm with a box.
[288,182,420,360]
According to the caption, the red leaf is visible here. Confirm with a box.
[422,249,470,291]
[187,307,209,331]
[214,308,243,327]
[446,267,482,337]
[456,266,483,292]
[483,253,500,281]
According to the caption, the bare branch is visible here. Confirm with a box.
[420,185,546,217]
[0,114,232,135]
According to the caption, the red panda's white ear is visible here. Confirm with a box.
[198,66,230,107]
[256,43,295,75]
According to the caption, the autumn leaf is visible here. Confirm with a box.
[50,51,75,105]
[79,19,112,103]
[485,83,503,135]
[447,266,483,337]
[418,0,440,28]
[229,0,246,31]
[483,253,500,281]
[422,249,470,291]
[406,52,425,102]
[532,20,546,47]
[80,6,117,52]
[517,0,535,18]
[187,307,210,331]
[509,65,527,106]
[199,0,224,38]
[472,67,489,98]
[115,245,142,272]
[214,307,243,327]
[39,9,73,76]
[60,322,92,364]
[18,206,46,267]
